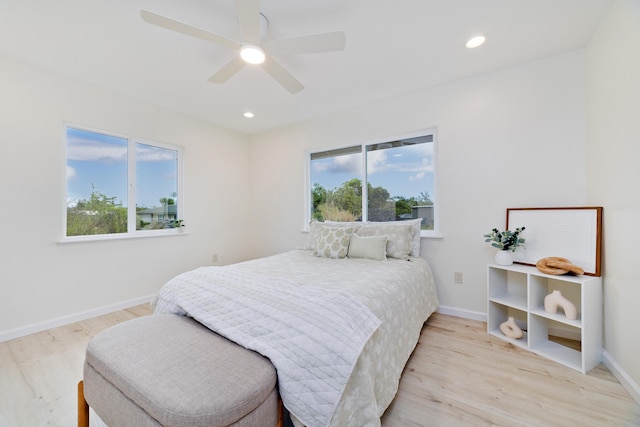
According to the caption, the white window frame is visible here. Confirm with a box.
[305,129,440,238]
[62,123,185,243]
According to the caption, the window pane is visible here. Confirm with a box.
[135,143,179,230]
[366,135,435,229]
[310,146,362,221]
[66,127,128,236]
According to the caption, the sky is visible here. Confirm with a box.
[66,127,178,209]
[66,127,433,211]
[310,141,435,202]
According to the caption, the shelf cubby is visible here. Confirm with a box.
[487,264,602,373]
[487,302,528,350]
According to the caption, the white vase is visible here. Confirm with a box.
[495,250,513,266]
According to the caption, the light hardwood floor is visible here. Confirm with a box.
[0,305,151,427]
[1,306,638,427]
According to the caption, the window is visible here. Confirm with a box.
[65,125,183,240]
[309,132,436,233]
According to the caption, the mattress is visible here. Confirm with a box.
[154,249,439,427]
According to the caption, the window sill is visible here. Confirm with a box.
[420,231,443,239]
[59,229,189,244]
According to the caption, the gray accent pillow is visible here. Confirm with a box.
[347,235,388,260]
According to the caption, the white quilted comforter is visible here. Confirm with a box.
[153,249,439,427]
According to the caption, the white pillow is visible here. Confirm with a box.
[310,219,422,257]
[348,235,388,260]
[305,220,323,251]
[313,226,356,259]
[394,218,422,256]
[323,220,362,229]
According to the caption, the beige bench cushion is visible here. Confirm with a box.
[84,314,277,427]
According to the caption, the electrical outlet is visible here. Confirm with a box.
[454,272,463,284]
[212,254,218,263]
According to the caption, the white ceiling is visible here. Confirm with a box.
[0,0,612,135]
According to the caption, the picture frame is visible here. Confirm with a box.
[506,207,603,276]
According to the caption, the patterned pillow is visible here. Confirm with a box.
[313,226,356,259]
[356,222,413,259]
[324,221,362,227]
[329,219,422,256]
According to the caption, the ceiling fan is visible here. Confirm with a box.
[140,0,346,94]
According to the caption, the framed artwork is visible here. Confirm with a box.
[506,207,603,276]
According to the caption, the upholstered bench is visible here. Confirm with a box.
[78,314,281,427]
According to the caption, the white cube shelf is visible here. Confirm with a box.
[487,264,602,373]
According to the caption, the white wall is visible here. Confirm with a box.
[0,54,252,338]
[249,51,588,315]
[586,0,640,399]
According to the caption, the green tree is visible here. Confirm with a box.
[312,179,432,223]
[418,191,433,205]
[317,203,358,222]
[67,186,127,236]
[311,183,328,220]
[329,178,362,218]
[367,183,393,221]
[312,180,362,221]
[392,196,416,217]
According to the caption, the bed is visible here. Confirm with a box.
[153,219,439,427]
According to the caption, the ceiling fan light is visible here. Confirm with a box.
[240,45,266,64]
[466,35,486,49]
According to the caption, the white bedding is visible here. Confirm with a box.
[153,249,439,427]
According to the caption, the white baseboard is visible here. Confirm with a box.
[437,305,487,322]
[603,350,640,405]
[0,295,155,343]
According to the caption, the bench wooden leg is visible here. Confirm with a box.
[276,397,283,427]
[78,380,89,427]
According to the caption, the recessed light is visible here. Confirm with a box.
[243,112,255,118]
[466,35,486,49]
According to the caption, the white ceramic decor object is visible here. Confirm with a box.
[544,290,577,320]
[499,316,524,339]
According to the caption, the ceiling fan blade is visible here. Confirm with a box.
[262,57,304,94]
[141,10,241,50]
[208,56,246,83]
[235,0,260,44]
[263,31,346,55]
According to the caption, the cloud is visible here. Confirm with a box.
[66,196,78,208]
[67,136,127,163]
[137,144,177,162]
[409,171,425,182]
[66,165,76,181]
[366,150,388,174]
[313,153,361,174]
[368,150,433,177]
[312,143,434,186]
[67,133,176,164]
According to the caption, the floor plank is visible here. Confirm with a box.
[0,308,638,426]
[0,305,152,427]
[381,313,640,426]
